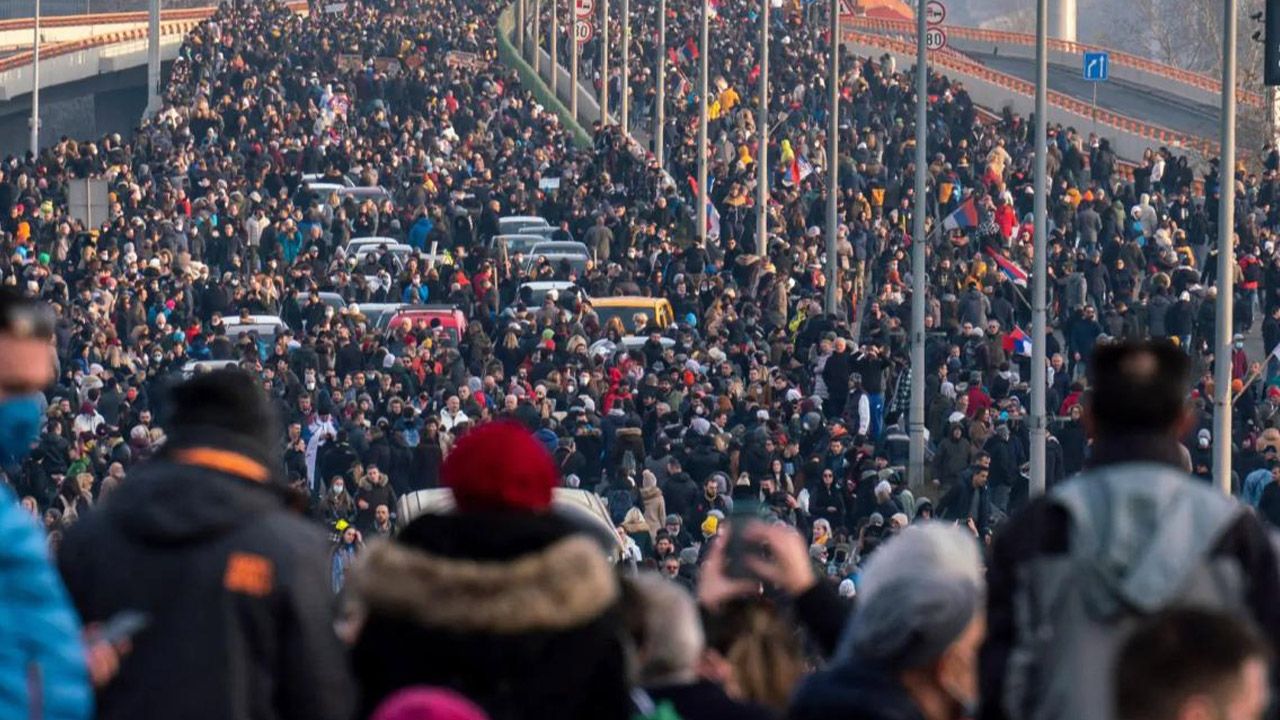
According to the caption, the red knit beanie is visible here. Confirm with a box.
[442,421,558,512]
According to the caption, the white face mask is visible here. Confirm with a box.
[332,484,344,494]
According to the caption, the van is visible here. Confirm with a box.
[589,296,676,333]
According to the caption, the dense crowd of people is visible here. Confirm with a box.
[3,0,1280,716]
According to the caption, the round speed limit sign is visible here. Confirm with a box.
[575,19,595,44]
[925,27,947,51]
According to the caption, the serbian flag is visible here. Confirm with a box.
[1003,326,1032,357]
[790,154,814,185]
[680,37,699,64]
[984,246,1029,287]
[942,196,978,231]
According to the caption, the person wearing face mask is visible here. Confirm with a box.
[319,475,357,526]
[0,289,95,720]
[790,522,986,720]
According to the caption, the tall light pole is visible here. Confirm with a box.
[655,0,665,169]
[600,0,610,123]
[1213,0,1237,495]
[696,0,709,246]
[824,0,838,314]
[30,0,40,156]
[550,0,559,96]
[621,0,631,133]
[571,12,580,122]
[908,0,927,486]
[756,0,769,257]
[1029,0,1048,496]
[516,0,526,56]
[146,0,161,116]
[532,0,541,65]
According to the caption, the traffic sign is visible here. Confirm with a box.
[1083,51,1109,81]
[574,19,595,44]
[574,0,594,19]
[924,27,947,51]
[925,0,946,26]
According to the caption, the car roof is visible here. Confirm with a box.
[353,243,412,255]
[225,314,285,325]
[590,296,671,307]
[528,241,589,255]
[521,280,578,289]
[500,215,549,225]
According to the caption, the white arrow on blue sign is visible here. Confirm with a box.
[1083,51,1109,82]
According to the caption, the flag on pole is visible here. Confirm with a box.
[1003,326,1032,357]
[789,154,814,185]
[984,246,1030,287]
[679,37,699,64]
[942,196,979,231]
[688,175,721,240]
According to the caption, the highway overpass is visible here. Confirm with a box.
[843,15,1250,163]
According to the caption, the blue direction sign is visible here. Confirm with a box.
[1083,51,1109,82]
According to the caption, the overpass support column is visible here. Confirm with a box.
[1049,0,1076,42]
[1269,87,1280,147]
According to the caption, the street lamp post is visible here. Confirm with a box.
[756,0,768,258]
[621,0,630,133]
[30,0,40,156]
[600,0,610,123]
[824,0,838,314]
[908,0,927,486]
[550,0,559,95]
[1213,0,1237,495]
[655,0,665,168]
[146,0,161,116]
[696,0,709,246]
[1030,0,1048,496]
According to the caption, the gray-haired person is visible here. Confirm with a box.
[790,522,985,720]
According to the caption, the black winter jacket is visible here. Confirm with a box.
[57,446,353,720]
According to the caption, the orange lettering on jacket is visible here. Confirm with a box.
[224,553,274,597]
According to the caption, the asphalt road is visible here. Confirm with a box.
[963,51,1222,141]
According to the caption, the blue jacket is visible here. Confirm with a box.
[0,485,92,720]
[408,216,434,249]
[401,284,429,304]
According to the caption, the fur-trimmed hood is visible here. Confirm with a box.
[353,535,619,635]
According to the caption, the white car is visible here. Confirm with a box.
[498,215,550,235]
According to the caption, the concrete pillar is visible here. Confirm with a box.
[1049,0,1076,42]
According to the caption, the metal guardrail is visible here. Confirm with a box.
[0,1,308,74]
[496,3,593,148]
[844,15,1264,108]
[0,1,210,21]
[0,6,213,31]
[0,17,205,72]
[845,29,1218,159]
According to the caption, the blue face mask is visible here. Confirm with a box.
[0,393,44,466]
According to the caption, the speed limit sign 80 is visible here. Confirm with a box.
[925,27,947,51]
[575,19,595,44]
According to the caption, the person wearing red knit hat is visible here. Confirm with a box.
[349,421,630,720]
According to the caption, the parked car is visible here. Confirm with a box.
[350,302,408,331]
[589,296,676,332]
[523,241,591,275]
[396,488,626,562]
[517,280,582,306]
[385,305,468,342]
[497,215,549,236]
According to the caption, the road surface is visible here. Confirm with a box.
[964,51,1221,141]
